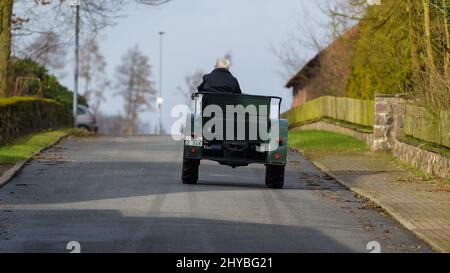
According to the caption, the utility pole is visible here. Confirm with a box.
[157,31,165,135]
[71,0,81,126]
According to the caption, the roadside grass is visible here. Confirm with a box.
[398,136,450,158]
[288,130,367,158]
[391,156,450,190]
[0,128,76,165]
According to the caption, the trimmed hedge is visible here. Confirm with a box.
[0,97,72,145]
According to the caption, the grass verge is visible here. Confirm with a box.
[288,130,367,158]
[398,136,450,157]
[0,128,76,164]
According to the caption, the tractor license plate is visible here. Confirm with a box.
[185,137,203,147]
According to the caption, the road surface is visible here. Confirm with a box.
[0,136,430,253]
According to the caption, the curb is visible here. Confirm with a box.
[290,147,446,253]
[0,132,72,190]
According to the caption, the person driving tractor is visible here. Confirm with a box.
[197,58,242,94]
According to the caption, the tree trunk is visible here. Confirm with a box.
[443,0,450,77]
[0,0,13,97]
[422,0,437,74]
[408,1,418,70]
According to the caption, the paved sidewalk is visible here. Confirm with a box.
[0,165,12,177]
[303,151,450,252]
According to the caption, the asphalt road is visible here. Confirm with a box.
[0,136,430,253]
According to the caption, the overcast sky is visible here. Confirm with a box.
[60,0,331,133]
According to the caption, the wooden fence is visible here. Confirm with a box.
[282,96,374,128]
[404,105,450,148]
[283,96,450,149]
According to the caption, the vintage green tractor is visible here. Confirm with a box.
[182,92,288,189]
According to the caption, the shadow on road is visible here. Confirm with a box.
[0,158,350,205]
[0,208,355,253]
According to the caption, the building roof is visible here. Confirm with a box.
[285,52,321,89]
[285,26,359,89]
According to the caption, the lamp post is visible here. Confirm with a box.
[157,31,165,135]
[70,0,81,126]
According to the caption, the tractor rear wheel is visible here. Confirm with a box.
[265,165,285,189]
[182,159,200,184]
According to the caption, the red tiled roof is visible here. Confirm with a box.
[285,25,359,89]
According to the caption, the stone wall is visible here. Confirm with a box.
[372,94,409,152]
[392,139,449,178]
[373,96,395,151]
[374,94,449,178]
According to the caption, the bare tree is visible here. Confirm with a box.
[79,37,109,115]
[272,0,364,81]
[1,0,172,97]
[177,69,204,107]
[271,2,330,80]
[15,31,67,72]
[324,0,366,37]
[115,45,156,135]
[0,0,14,97]
[96,114,126,135]
[13,0,173,37]
[97,113,152,135]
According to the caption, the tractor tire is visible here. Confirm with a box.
[182,158,200,184]
[265,165,285,189]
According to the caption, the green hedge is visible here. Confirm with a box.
[404,105,450,148]
[0,97,72,145]
[282,96,374,128]
[9,58,88,111]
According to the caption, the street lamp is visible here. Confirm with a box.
[70,0,81,127]
[157,31,165,135]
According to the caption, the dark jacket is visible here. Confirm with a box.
[197,68,242,94]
